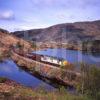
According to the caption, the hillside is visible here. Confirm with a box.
[0,29,32,54]
[12,20,100,42]
[11,20,100,51]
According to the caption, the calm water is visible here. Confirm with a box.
[0,60,54,90]
[0,49,99,92]
[33,48,100,66]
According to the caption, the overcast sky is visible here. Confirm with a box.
[0,0,100,31]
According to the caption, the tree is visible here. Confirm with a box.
[16,41,24,55]
[31,42,36,49]
[16,42,23,49]
[0,53,3,62]
[77,63,100,99]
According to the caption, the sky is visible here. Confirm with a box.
[0,0,100,32]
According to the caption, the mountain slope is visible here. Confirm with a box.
[12,20,100,43]
[0,28,31,53]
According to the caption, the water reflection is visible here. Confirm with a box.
[0,60,54,90]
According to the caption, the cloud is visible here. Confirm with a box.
[0,10,15,20]
[0,0,99,31]
[30,0,100,9]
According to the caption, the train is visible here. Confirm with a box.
[26,53,69,67]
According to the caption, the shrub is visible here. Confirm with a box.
[77,63,100,99]
[0,53,4,62]
[0,77,7,83]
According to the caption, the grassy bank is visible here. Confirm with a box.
[0,77,94,100]
[0,85,92,100]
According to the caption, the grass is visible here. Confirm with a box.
[0,86,93,100]
[0,78,92,100]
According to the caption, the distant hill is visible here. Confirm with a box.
[11,20,100,51]
[12,20,100,43]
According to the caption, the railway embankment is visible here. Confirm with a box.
[11,52,81,87]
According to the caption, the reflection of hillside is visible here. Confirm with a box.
[90,52,100,58]
[82,40,100,53]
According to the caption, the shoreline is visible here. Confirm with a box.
[11,51,81,87]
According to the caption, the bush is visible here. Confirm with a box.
[0,53,4,62]
[0,77,7,83]
[31,42,36,48]
[97,92,100,100]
